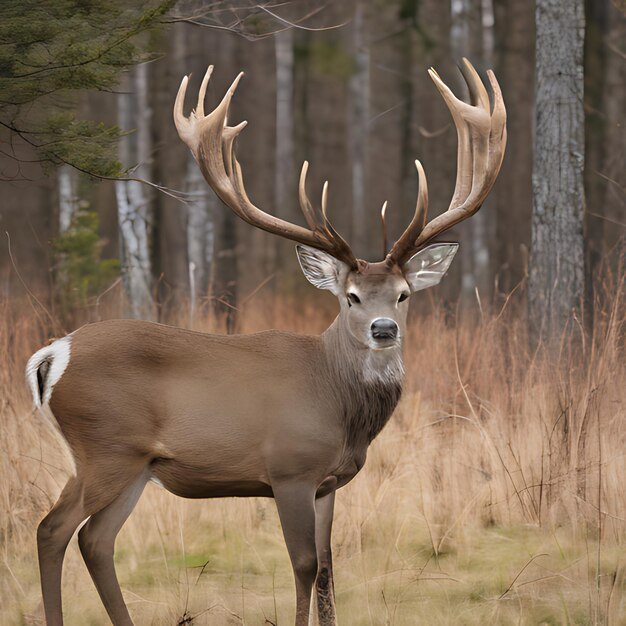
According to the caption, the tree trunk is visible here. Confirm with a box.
[171,22,216,322]
[451,0,493,306]
[115,65,155,320]
[185,154,214,318]
[150,23,189,314]
[274,27,296,280]
[493,0,534,296]
[57,164,78,233]
[410,0,457,307]
[275,27,295,244]
[212,30,240,330]
[529,0,585,340]
[350,0,370,255]
[584,0,625,304]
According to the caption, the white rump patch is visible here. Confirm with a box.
[26,336,72,407]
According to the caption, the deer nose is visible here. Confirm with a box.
[370,318,398,340]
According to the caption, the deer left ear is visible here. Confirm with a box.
[402,243,459,292]
[295,245,346,295]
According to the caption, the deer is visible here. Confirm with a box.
[26,58,506,626]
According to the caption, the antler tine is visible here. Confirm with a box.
[386,160,428,263]
[195,65,213,118]
[174,75,193,148]
[380,201,389,258]
[459,57,490,112]
[297,163,354,259]
[321,181,329,223]
[298,161,319,230]
[387,59,506,265]
[413,64,506,249]
[175,67,358,268]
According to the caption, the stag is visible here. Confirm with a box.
[27,59,505,625]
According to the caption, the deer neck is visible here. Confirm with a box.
[321,316,404,446]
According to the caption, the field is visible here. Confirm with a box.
[1,280,624,625]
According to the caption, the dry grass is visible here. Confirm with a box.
[0,277,624,625]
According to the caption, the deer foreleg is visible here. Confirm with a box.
[315,491,336,625]
[273,481,318,626]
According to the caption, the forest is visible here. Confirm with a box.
[0,0,624,624]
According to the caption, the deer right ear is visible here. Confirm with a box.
[402,243,459,292]
[296,245,345,295]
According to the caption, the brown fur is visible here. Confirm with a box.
[32,246,462,626]
[35,313,406,626]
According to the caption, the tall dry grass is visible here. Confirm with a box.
[0,272,624,625]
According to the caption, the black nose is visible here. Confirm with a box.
[370,318,398,340]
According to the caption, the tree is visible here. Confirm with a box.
[451,0,493,303]
[0,0,173,179]
[529,0,586,340]
[493,0,534,296]
[349,0,370,255]
[115,66,155,319]
[583,0,626,299]
[0,0,171,319]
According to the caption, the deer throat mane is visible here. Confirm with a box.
[325,342,404,448]
[338,361,403,447]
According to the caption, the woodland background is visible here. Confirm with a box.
[0,1,625,625]
[1,0,623,329]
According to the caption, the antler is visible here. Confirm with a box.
[387,58,507,266]
[174,66,358,268]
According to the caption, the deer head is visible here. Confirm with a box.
[174,60,506,350]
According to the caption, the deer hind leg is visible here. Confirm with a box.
[78,469,150,626]
[37,476,87,626]
[315,492,336,626]
[38,461,149,626]
[273,481,318,626]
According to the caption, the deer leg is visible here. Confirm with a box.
[78,470,149,626]
[273,481,318,626]
[37,476,87,626]
[315,491,336,626]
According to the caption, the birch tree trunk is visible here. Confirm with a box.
[56,164,78,314]
[529,0,585,340]
[57,164,78,233]
[186,155,214,317]
[115,65,155,320]
[173,23,215,321]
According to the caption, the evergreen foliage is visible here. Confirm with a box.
[0,0,173,178]
[53,205,120,311]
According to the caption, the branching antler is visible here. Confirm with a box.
[387,58,507,266]
[174,66,357,268]
[174,60,505,271]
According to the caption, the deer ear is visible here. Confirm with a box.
[296,245,345,295]
[402,243,459,293]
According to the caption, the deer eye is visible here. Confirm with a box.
[347,292,361,306]
[398,292,409,303]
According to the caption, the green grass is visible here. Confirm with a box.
[4,494,623,625]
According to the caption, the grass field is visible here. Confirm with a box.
[0,280,624,625]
